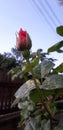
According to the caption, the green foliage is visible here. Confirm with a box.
[0,53,16,70]
[48,41,63,53]
[22,50,30,59]
[56,26,63,36]
[11,25,63,130]
[53,63,63,74]
[30,88,54,103]
[41,60,55,78]
[0,49,22,70]
[30,89,43,103]
[41,75,63,89]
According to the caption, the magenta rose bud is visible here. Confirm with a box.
[16,28,32,51]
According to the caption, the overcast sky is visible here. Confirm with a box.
[0,0,63,65]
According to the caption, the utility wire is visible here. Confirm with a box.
[38,0,57,26]
[44,0,62,25]
[32,0,55,31]
[58,0,63,5]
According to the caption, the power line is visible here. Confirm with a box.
[38,0,57,26]
[58,0,63,5]
[44,0,62,25]
[31,0,55,31]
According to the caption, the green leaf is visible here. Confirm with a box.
[48,41,63,53]
[41,119,48,129]
[30,58,39,68]
[29,118,42,130]
[53,63,63,73]
[40,75,63,100]
[25,118,41,130]
[21,107,29,119]
[30,88,54,103]
[24,122,33,130]
[30,89,42,103]
[12,67,21,73]
[43,120,50,130]
[56,26,63,36]
[33,63,41,79]
[22,58,39,75]
[41,75,63,90]
[33,60,55,79]
[15,79,40,99]
[41,60,55,78]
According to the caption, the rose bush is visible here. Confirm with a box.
[11,26,63,130]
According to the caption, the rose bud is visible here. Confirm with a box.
[16,28,32,51]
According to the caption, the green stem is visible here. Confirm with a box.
[27,59,43,102]
[27,59,53,130]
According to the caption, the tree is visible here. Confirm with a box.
[0,52,17,70]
